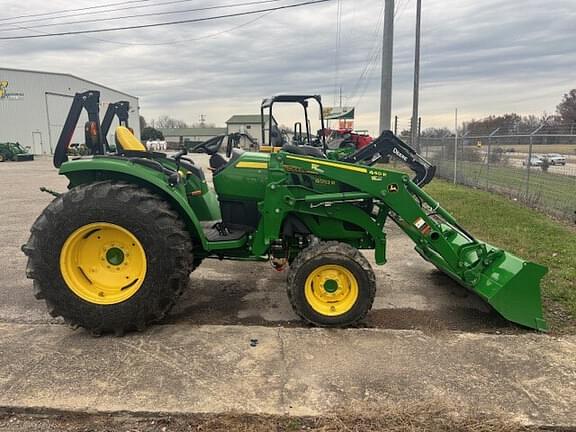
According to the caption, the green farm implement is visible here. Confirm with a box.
[0,142,34,162]
[22,91,548,335]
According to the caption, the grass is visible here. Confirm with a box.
[434,160,576,219]
[497,144,576,154]
[426,179,576,333]
[426,144,576,155]
[0,402,537,432]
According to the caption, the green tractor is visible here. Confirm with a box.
[22,90,548,335]
[0,142,34,162]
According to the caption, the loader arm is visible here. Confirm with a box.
[342,130,436,187]
[258,152,547,331]
[101,101,130,151]
[53,90,104,168]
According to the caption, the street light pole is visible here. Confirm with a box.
[410,0,422,151]
[379,0,394,133]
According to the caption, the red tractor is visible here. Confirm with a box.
[324,128,373,151]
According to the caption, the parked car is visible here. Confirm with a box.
[522,156,543,167]
[542,153,566,166]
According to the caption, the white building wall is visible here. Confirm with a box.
[226,123,263,143]
[0,68,139,155]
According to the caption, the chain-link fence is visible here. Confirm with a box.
[406,126,576,220]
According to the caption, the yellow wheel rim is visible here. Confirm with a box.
[304,264,359,316]
[60,222,147,305]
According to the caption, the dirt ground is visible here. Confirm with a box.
[0,407,547,432]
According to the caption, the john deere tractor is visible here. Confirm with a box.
[22,91,548,335]
[0,142,34,162]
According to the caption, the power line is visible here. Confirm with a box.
[347,0,409,106]
[333,0,343,106]
[394,0,410,18]
[0,0,154,23]
[0,0,332,40]
[53,11,276,46]
[2,0,203,26]
[1,0,284,33]
[345,2,385,103]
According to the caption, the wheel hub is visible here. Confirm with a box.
[60,222,147,305]
[323,279,338,293]
[106,247,125,266]
[304,264,359,316]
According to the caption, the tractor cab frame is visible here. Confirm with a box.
[260,94,326,153]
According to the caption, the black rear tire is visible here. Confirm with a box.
[287,241,376,327]
[23,181,194,335]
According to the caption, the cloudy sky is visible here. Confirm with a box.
[2,0,575,134]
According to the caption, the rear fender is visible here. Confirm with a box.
[59,158,210,250]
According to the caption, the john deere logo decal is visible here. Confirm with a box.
[0,81,24,100]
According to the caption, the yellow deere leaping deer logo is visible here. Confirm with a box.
[0,81,8,98]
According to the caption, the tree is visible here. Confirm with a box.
[139,115,147,132]
[152,115,189,129]
[466,113,522,134]
[421,127,451,138]
[141,127,164,141]
[557,89,576,125]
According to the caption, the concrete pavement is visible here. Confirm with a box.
[1,157,575,428]
[0,322,575,427]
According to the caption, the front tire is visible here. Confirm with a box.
[23,181,194,335]
[287,242,376,327]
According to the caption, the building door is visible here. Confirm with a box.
[31,131,43,155]
[46,92,80,154]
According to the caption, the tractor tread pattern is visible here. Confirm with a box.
[23,181,194,336]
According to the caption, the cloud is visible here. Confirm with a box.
[1,0,575,133]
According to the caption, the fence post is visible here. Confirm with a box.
[486,128,499,191]
[486,136,491,190]
[526,125,544,198]
[526,134,533,198]
[453,109,458,184]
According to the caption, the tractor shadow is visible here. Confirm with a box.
[164,266,521,335]
[367,270,519,334]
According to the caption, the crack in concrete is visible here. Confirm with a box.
[276,327,291,415]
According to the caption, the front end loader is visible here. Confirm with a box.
[22,90,548,335]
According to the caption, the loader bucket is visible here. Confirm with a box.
[407,183,549,332]
[471,247,548,331]
[417,231,548,331]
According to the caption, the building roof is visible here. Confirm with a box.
[0,67,138,99]
[226,115,262,125]
[159,127,227,137]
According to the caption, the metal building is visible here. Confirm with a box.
[0,67,140,155]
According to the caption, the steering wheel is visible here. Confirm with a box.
[189,135,225,155]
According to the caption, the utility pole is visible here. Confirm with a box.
[453,108,458,185]
[379,0,394,133]
[410,0,422,151]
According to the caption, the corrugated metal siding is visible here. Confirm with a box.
[0,69,139,155]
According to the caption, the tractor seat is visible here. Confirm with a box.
[115,126,147,152]
[281,144,326,159]
[210,149,244,175]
